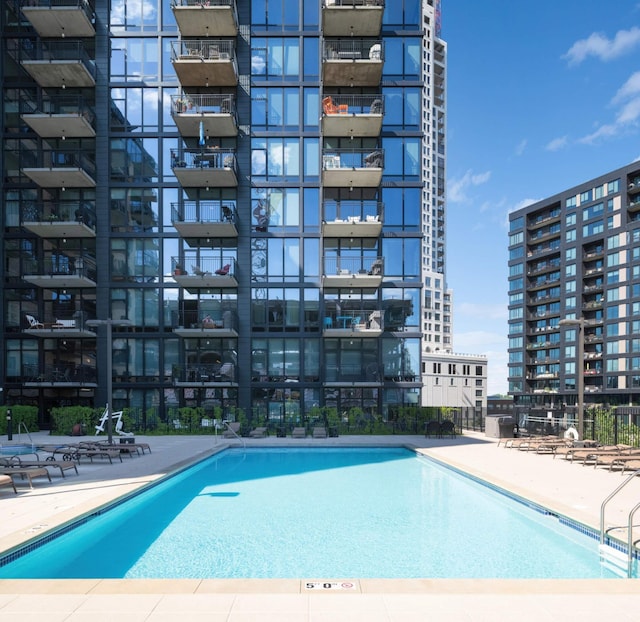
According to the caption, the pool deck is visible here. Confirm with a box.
[1,430,640,621]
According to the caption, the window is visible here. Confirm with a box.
[566,195,577,209]
[580,189,593,203]
[565,213,576,226]
[607,179,620,194]
[566,228,576,242]
[251,138,300,180]
[566,247,576,261]
[583,221,604,237]
[510,216,524,231]
[251,38,300,79]
[509,231,523,246]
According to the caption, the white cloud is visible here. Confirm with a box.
[509,197,538,213]
[563,27,640,65]
[546,136,568,152]
[611,71,640,104]
[578,70,640,144]
[447,169,491,203]
[515,139,527,156]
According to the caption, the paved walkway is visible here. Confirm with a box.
[1,431,640,621]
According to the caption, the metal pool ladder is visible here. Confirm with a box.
[599,469,640,577]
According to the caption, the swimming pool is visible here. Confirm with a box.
[0,447,626,579]
[0,444,39,456]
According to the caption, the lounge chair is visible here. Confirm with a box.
[592,450,640,471]
[222,421,241,438]
[312,426,328,438]
[249,426,267,438]
[0,474,17,494]
[1,467,51,489]
[215,263,231,276]
[291,427,306,438]
[26,314,44,329]
[1,456,78,478]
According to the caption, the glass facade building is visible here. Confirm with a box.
[508,161,640,415]
[1,0,447,428]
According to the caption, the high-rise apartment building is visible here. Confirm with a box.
[1,0,453,429]
[508,160,640,415]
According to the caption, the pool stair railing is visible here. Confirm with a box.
[599,468,640,578]
[220,420,245,448]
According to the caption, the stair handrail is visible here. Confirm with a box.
[626,496,640,578]
[222,420,245,449]
[599,469,640,544]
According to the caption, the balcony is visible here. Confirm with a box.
[628,177,640,195]
[324,363,382,385]
[22,201,96,237]
[172,256,237,289]
[21,41,96,88]
[173,362,237,386]
[171,200,237,239]
[322,309,383,337]
[322,200,382,237]
[322,255,383,289]
[322,39,383,87]
[172,308,238,338]
[171,148,237,187]
[322,0,384,37]
[23,255,97,288]
[21,95,95,139]
[171,94,237,137]
[171,0,238,37]
[24,315,95,339]
[321,93,383,137]
[322,148,383,188]
[21,0,96,38]
[23,363,97,387]
[21,148,96,189]
[171,40,237,87]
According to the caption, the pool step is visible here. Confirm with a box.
[598,543,629,577]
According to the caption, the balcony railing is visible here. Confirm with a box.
[171,148,236,172]
[322,148,383,170]
[323,38,384,62]
[323,255,383,276]
[171,93,235,116]
[171,39,235,61]
[323,200,382,222]
[171,200,236,224]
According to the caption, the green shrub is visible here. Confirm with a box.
[0,405,39,435]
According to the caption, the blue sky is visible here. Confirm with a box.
[443,0,640,395]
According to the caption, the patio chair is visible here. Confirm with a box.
[312,426,328,438]
[26,314,44,329]
[425,420,441,438]
[215,263,231,276]
[440,420,457,438]
[292,427,306,438]
[192,265,211,277]
[249,426,268,438]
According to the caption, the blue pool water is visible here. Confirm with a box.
[0,448,623,579]
[0,444,39,456]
